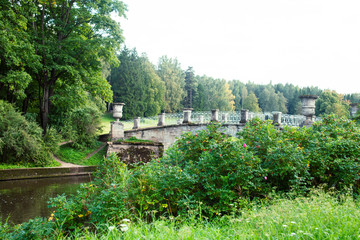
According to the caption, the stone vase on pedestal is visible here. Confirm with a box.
[299,95,318,127]
[111,103,125,141]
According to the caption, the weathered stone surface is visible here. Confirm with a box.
[111,121,124,141]
[107,142,164,164]
[124,123,244,149]
[0,166,96,181]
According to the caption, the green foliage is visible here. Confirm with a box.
[157,56,185,113]
[242,92,261,112]
[304,115,360,189]
[5,217,54,240]
[117,136,154,143]
[193,76,235,111]
[56,141,105,165]
[239,119,310,192]
[62,105,103,148]
[48,154,132,233]
[130,123,262,217]
[0,100,53,166]
[316,90,350,117]
[111,48,165,119]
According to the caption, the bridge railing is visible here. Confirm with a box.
[120,111,321,130]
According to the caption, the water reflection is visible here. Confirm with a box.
[0,175,92,224]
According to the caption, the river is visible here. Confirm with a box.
[0,175,92,224]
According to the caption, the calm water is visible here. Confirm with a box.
[0,175,92,224]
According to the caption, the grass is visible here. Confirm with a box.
[0,159,61,169]
[63,190,360,239]
[56,141,106,166]
[116,136,154,143]
[100,113,182,134]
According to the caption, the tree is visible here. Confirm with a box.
[193,76,235,111]
[1,0,126,133]
[316,90,350,117]
[110,48,165,119]
[243,92,261,112]
[0,2,39,104]
[157,56,185,113]
[183,67,197,108]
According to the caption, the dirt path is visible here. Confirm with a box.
[53,142,107,167]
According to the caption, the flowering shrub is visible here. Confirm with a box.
[304,115,360,190]
[238,119,311,192]
[129,122,264,217]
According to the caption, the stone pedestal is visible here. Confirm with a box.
[350,103,359,117]
[272,112,282,126]
[111,121,124,141]
[211,109,219,122]
[183,108,193,124]
[157,113,165,126]
[240,109,249,123]
[299,95,318,127]
[133,117,140,129]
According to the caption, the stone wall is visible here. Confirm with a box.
[0,166,96,181]
[107,142,164,163]
[124,123,245,149]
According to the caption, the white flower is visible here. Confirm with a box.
[122,219,131,222]
[120,223,129,232]
[291,221,296,224]
[282,225,288,227]
[290,233,296,236]
[108,226,116,231]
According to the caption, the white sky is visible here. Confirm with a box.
[118,0,360,94]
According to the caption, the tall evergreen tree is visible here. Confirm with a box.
[110,48,165,119]
[157,56,185,113]
[183,67,196,108]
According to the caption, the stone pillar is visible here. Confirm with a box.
[157,113,165,126]
[111,103,125,141]
[299,95,318,127]
[183,108,193,124]
[133,117,140,129]
[221,113,228,123]
[272,112,282,126]
[199,115,204,124]
[211,109,219,122]
[350,103,359,117]
[240,109,249,123]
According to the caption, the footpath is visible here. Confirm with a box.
[0,142,106,181]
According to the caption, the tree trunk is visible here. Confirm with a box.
[40,83,50,134]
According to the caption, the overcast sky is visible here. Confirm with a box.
[119,0,360,94]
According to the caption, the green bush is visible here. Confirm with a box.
[129,122,264,217]
[238,118,311,192]
[304,115,360,190]
[62,105,102,149]
[0,100,53,166]
[47,154,132,233]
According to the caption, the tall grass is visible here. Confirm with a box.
[65,190,360,239]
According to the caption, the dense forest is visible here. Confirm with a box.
[110,48,360,119]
